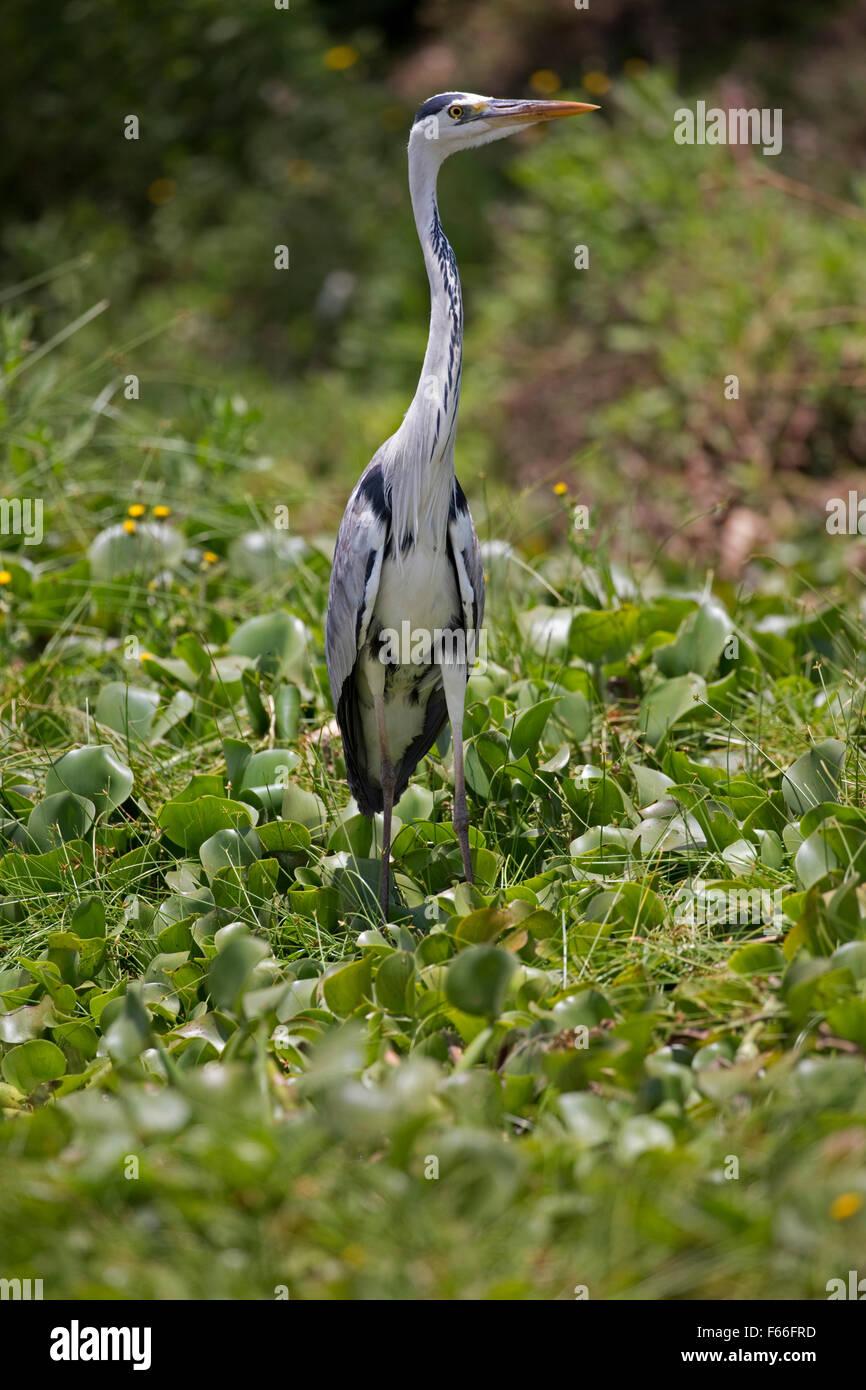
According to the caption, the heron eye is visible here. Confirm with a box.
[448,104,463,120]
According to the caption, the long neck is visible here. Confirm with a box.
[407,144,463,463]
[384,141,463,553]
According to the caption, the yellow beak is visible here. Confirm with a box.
[483,98,600,126]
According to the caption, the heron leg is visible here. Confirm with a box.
[441,658,473,883]
[374,692,395,919]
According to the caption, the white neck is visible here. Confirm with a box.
[383,136,462,553]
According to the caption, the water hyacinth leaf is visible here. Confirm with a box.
[445,945,518,1018]
[140,652,198,689]
[103,988,153,1064]
[323,956,374,1017]
[517,605,574,658]
[375,951,416,1015]
[558,1092,612,1145]
[638,674,707,747]
[757,829,785,869]
[570,605,639,663]
[248,858,279,902]
[557,691,591,741]
[782,740,845,816]
[157,796,255,854]
[826,999,866,1048]
[45,745,134,815]
[570,825,633,875]
[0,995,54,1044]
[199,828,261,879]
[275,977,319,1022]
[585,880,666,930]
[1,1039,67,1093]
[795,831,840,889]
[551,989,613,1029]
[325,855,383,917]
[208,931,271,1011]
[150,689,195,742]
[274,684,300,742]
[394,783,435,822]
[238,750,300,813]
[241,670,269,737]
[538,743,570,773]
[71,896,107,968]
[228,610,309,676]
[729,942,786,975]
[228,531,309,585]
[519,909,559,939]
[631,763,675,806]
[26,792,96,851]
[509,699,559,760]
[453,906,513,945]
[51,1020,99,1060]
[464,745,491,799]
[327,815,374,857]
[830,941,866,980]
[0,844,95,896]
[88,520,184,580]
[281,784,327,831]
[172,633,211,678]
[94,683,160,743]
[721,838,757,873]
[616,1116,675,1162]
[255,819,311,855]
[654,599,731,678]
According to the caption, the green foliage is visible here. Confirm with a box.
[2,391,866,1294]
[2,5,866,1302]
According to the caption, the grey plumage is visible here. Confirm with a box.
[324,90,597,915]
[326,462,483,816]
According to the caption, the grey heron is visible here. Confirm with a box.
[326,91,598,917]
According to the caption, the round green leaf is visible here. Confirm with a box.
[228,610,309,675]
[1,1039,67,1093]
[95,682,160,743]
[88,520,184,580]
[45,745,134,815]
[445,945,518,1018]
[157,795,254,853]
[782,740,845,816]
[26,792,96,850]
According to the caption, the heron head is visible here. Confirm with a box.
[410,91,599,157]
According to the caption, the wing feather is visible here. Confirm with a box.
[325,460,390,709]
[448,478,485,652]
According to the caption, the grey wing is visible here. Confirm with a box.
[448,480,485,652]
[325,462,390,711]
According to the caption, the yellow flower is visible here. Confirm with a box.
[128,503,146,518]
[530,70,561,96]
[553,482,568,496]
[324,45,358,71]
[285,158,315,186]
[153,505,171,519]
[583,71,611,96]
[830,1192,863,1221]
[0,570,11,585]
[203,551,219,565]
[147,178,177,206]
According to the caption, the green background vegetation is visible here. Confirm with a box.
[2,0,866,1299]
